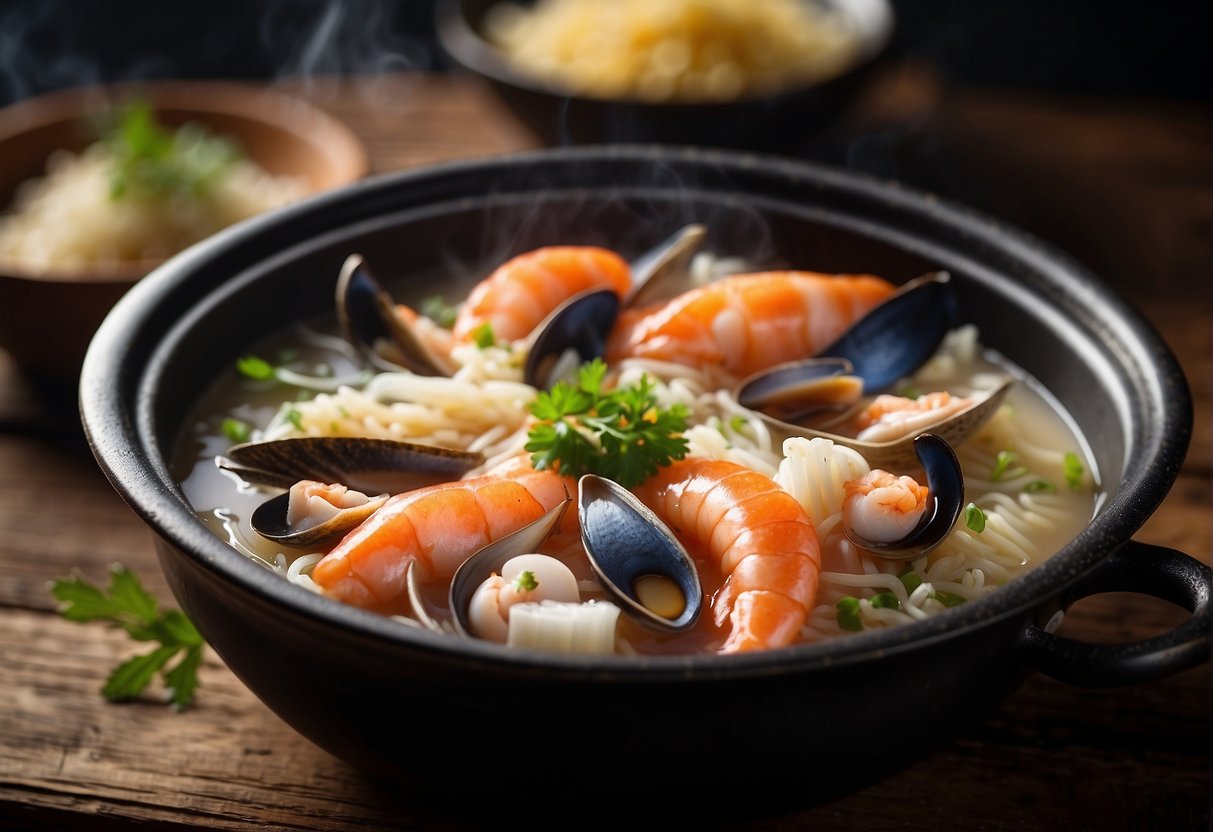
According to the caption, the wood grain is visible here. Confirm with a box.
[0,70,1208,830]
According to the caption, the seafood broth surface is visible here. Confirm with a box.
[174,260,1099,655]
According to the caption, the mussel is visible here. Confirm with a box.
[338,225,707,387]
[735,270,1013,469]
[842,433,965,560]
[577,474,702,632]
[250,482,389,549]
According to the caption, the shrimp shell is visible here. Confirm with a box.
[452,246,632,344]
[632,457,822,653]
[606,270,896,378]
[311,456,574,607]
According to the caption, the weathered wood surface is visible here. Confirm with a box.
[1,70,1208,831]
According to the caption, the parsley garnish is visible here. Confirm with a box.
[990,450,1026,482]
[965,502,986,533]
[221,417,251,443]
[49,565,205,709]
[512,570,539,592]
[236,355,276,380]
[1063,451,1085,490]
[525,359,690,488]
[471,322,497,349]
[419,294,460,328]
[104,100,239,201]
[836,596,863,631]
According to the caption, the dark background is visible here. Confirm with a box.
[1,0,1209,107]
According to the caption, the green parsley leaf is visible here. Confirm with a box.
[1063,451,1085,491]
[836,596,863,631]
[525,358,689,488]
[513,570,539,592]
[990,450,1026,482]
[221,417,251,443]
[419,295,460,329]
[471,322,497,349]
[1024,479,1057,494]
[236,355,275,380]
[50,566,205,709]
[965,502,986,533]
[282,406,304,431]
[104,100,240,202]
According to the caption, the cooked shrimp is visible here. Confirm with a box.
[632,457,821,653]
[452,246,632,344]
[842,470,929,543]
[467,553,581,642]
[851,391,971,442]
[605,270,895,378]
[311,456,575,607]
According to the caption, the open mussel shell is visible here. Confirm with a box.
[436,498,573,637]
[624,223,708,308]
[735,357,862,422]
[522,288,621,389]
[754,376,1015,470]
[819,270,957,393]
[843,433,965,560]
[336,253,455,377]
[577,475,702,632]
[249,490,389,549]
[219,436,484,495]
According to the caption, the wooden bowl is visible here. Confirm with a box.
[0,80,369,386]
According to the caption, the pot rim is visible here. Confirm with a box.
[79,144,1192,679]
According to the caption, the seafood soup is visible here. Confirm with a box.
[174,238,1100,656]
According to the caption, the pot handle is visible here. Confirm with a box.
[1020,540,1210,686]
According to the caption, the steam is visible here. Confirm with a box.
[0,0,430,109]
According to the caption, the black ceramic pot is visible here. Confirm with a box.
[79,146,1208,819]
[434,0,896,151]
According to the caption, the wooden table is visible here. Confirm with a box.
[1,69,1208,830]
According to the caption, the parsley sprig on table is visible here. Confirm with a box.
[525,359,689,488]
[49,565,204,710]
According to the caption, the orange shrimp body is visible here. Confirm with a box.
[451,246,632,344]
[606,271,896,378]
[632,457,821,653]
[311,457,574,608]
[842,470,930,544]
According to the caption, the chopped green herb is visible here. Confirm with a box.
[471,322,497,349]
[103,100,240,202]
[929,590,967,608]
[49,565,205,709]
[990,450,1026,482]
[899,568,923,594]
[1063,451,1085,491]
[965,502,986,533]
[337,406,351,419]
[525,358,690,488]
[221,417,251,444]
[236,355,275,381]
[419,294,460,329]
[869,591,901,610]
[1024,479,1057,494]
[836,596,863,631]
[898,385,922,400]
[728,415,748,433]
[512,570,539,592]
[284,406,304,431]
